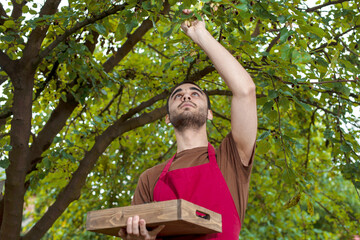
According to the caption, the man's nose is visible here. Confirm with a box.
[182,93,191,101]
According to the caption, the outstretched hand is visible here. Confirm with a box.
[180,9,206,44]
[118,216,165,240]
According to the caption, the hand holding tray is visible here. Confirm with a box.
[86,199,222,237]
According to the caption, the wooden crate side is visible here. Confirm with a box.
[86,199,222,237]
[179,200,222,233]
[86,200,180,231]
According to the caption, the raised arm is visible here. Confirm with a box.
[181,10,257,166]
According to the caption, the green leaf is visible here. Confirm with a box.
[340,144,352,153]
[94,116,102,123]
[268,90,278,99]
[307,199,314,216]
[115,23,127,41]
[262,101,274,114]
[257,131,271,141]
[163,61,172,71]
[184,55,194,63]
[283,192,301,209]
[323,129,334,139]
[0,159,10,169]
[280,44,292,61]
[310,25,326,38]
[163,26,173,38]
[256,140,271,154]
[100,89,107,95]
[60,93,67,102]
[125,19,138,33]
[1,35,15,42]
[22,5,29,14]
[234,4,248,11]
[94,23,108,36]
[194,12,203,21]
[293,97,312,111]
[279,28,294,44]
[292,50,312,64]
[3,145,12,151]
[43,157,51,168]
[282,167,297,185]
[142,1,153,10]
[3,20,15,29]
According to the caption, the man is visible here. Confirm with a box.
[119,9,257,240]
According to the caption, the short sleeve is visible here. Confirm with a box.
[216,132,255,223]
[131,170,152,205]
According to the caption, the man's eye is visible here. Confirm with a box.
[192,92,199,96]
[175,94,182,98]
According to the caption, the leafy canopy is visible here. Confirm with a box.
[0,0,359,239]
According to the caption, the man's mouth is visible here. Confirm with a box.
[179,102,196,109]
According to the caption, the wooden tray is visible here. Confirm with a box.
[86,199,222,237]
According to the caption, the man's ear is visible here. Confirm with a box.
[165,114,171,124]
[207,110,213,121]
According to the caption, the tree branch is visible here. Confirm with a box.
[141,40,170,59]
[99,85,124,116]
[311,25,360,53]
[22,105,167,240]
[103,18,154,72]
[10,0,26,19]
[38,3,128,62]
[339,38,360,58]
[26,14,160,174]
[187,65,216,82]
[251,20,262,38]
[0,3,8,25]
[304,109,317,169]
[306,0,349,12]
[0,50,14,74]
[315,200,349,233]
[282,79,359,85]
[0,111,11,129]
[212,109,231,122]
[21,0,62,69]
[34,61,60,101]
[0,75,8,85]
[103,0,170,72]
[27,92,79,173]
[118,91,168,122]
[261,32,281,62]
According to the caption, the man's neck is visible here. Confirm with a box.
[174,124,208,153]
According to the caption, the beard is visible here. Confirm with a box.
[169,105,208,132]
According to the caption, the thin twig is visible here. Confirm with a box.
[99,85,124,116]
[305,0,349,12]
[271,77,289,168]
[339,38,360,58]
[141,40,170,59]
[282,79,358,85]
[304,109,318,169]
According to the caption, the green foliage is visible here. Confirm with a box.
[0,0,359,239]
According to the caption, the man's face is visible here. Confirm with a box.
[166,83,213,131]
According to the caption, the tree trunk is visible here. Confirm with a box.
[0,70,34,239]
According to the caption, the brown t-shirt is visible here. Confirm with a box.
[132,132,254,223]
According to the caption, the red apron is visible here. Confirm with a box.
[153,143,241,239]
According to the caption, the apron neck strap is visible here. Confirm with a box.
[160,143,216,177]
[207,142,217,164]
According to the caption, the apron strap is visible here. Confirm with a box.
[159,154,175,178]
[207,142,217,164]
[159,143,216,178]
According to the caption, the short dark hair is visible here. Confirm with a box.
[166,81,211,114]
